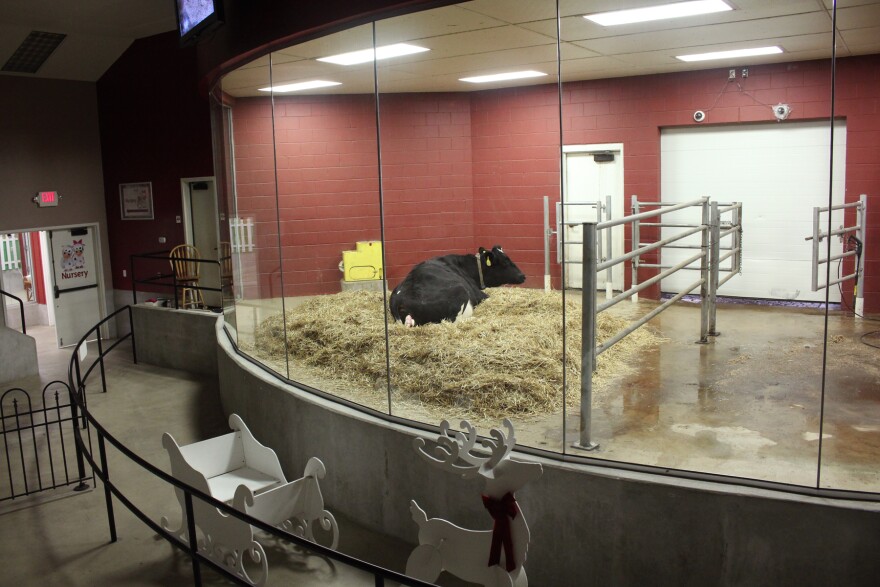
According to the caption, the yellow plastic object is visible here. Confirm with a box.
[342,241,383,281]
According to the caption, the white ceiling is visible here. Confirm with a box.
[0,1,176,82]
[221,0,880,97]
[0,1,877,89]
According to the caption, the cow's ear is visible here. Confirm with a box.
[482,248,494,266]
[479,247,487,255]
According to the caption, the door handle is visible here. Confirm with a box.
[54,285,60,299]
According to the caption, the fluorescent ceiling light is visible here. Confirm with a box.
[317,43,429,65]
[460,70,547,84]
[585,0,732,26]
[676,46,783,62]
[259,80,341,93]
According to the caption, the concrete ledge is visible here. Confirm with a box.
[215,319,880,586]
[132,305,219,377]
[0,326,38,384]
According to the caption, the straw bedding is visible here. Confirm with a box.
[254,288,661,418]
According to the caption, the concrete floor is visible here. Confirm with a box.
[230,295,880,492]
[3,298,879,585]
[0,325,448,587]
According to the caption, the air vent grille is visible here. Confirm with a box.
[2,31,67,74]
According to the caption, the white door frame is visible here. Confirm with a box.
[180,176,219,247]
[45,223,108,345]
[562,143,625,292]
[180,176,221,307]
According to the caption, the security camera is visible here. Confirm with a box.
[773,103,791,121]
[693,110,706,123]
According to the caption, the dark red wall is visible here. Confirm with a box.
[97,32,214,292]
[229,55,879,310]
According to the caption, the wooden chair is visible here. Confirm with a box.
[169,244,204,309]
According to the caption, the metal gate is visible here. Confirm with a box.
[1,381,91,502]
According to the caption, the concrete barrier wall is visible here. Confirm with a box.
[132,305,219,377]
[215,320,880,586]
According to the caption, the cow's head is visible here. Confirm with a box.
[479,245,526,286]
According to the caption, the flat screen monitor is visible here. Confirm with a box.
[175,0,224,46]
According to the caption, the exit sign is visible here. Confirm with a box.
[33,191,60,207]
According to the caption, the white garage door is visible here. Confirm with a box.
[660,121,846,302]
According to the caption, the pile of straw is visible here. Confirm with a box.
[254,288,661,418]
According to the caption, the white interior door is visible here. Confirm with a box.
[660,121,846,302]
[563,145,624,291]
[183,178,220,308]
[49,227,101,347]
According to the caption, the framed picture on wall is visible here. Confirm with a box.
[119,182,154,220]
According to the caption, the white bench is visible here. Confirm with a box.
[161,414,338,587]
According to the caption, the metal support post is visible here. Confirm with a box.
[605,195,613,299]
[811,206,821,291]
[708,201,721,336]
[543,196,553,291]
[855,194,867,317]
[98,432,118,543]
[698,199,710,343]
[575,222,599,451]
[630,196,640,303]
[184,492,203,586]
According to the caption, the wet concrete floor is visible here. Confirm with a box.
[540,300,880,491]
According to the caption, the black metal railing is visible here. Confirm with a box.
[1,381,91,501]
[128,250,227,310]
[66,305,437,587]
[0,288,26,334]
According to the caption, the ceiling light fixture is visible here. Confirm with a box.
[585,0,732,26]
[259,80,341,93]
[676,46,783,62]
[460,70,547,84]
[317,43,429,65]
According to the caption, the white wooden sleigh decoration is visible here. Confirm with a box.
[161,414,338,587]
[406,419,543,587]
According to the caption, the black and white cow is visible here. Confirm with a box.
[389,245,526,326]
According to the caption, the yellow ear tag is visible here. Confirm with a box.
[486,258,492,266]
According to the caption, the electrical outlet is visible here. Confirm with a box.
[159,236,167,244]
[176,215,181,223]
[123,269,127,277]
[742,68,749,78]
[728,69,736,80]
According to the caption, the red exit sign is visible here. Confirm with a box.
[33,191,60,207]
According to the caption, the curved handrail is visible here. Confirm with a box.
[66,304,437,587]
[0,288,26,334]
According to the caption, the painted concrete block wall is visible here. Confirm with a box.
[216,323,880,586]
[233,92,476,296]
[97,32,214,295]
[380,92,475,284]
[131,305,219,377]
[229,55,879,311]
[471,84,562,288]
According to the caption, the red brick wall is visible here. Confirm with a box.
[381,93,475,285]
[471,85,561,288]
[231,55,879,311]
[234,92,474,296]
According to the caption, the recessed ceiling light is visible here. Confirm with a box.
[460,70,547,84]
[317,43,429,66]
[676,46,783,62]
[259,80,341,93]
[585,0,732,26]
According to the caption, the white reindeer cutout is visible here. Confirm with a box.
[406,419,543,587]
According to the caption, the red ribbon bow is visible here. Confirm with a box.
[482,492,519,572]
